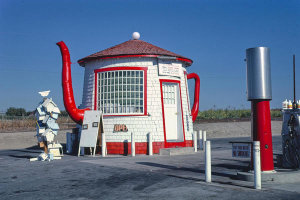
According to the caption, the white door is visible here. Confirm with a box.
[162,83,184,142]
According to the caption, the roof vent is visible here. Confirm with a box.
[132,32,140,40]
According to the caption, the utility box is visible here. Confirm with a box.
[66,132,78,154]
[246,47,272,100]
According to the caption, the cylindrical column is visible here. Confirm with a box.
[193,131,197,152]
[246,47,272,100]
[246,47,274,172]
[198,130,202,150]
[205,141,211,183]
[102,132,106,157]
[149,133,153,156]
[251,101,274,171]
[131,132,135,157]
[253,141,261,189]
[202,131,207,151]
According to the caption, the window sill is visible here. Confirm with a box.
[103,114,148,118]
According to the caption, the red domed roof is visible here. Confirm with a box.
[78,39,193,66]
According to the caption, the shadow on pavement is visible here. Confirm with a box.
[136,162,236,178]
[11,149,40,154]
[8,155,35,159]
[136,162,255,189]
[213,163,249,171]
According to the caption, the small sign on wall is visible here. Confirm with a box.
[114,124,128,132]
[232,143,251,158]
[158,63,181,77]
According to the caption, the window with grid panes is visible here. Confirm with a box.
[163,83,176,105]
[97,70,144,114]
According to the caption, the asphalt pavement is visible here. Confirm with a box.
[0,135,300,200]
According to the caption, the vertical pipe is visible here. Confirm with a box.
[205,141,211,183]
[203,131,207,151]
[131,132,135,157]
[254,141,261,189]
[149,133,153,156]
[198,130,202,150]
[293,55,296,106]
[102,132,106,157]
[193,131,197,152]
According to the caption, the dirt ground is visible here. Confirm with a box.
[0,121,282,150]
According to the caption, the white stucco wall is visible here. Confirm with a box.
[80,57,194,143]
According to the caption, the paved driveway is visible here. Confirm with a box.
[1,135,300,200]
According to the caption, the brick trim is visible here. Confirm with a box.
[105,141,193,155]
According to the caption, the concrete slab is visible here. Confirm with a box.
[237,169,300,182]
[159,147,195,156]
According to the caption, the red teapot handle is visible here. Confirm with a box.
[187,73,200,122]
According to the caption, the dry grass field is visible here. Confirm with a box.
[0,108,282,132]
[0,116,76,132]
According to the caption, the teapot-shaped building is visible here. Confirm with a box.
[57,33,200,155]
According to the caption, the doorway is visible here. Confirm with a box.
[160,80,185,147]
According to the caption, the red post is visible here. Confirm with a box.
[251,100,274,171]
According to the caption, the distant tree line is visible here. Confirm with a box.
[5,107,69,117]
[6,107,28,116]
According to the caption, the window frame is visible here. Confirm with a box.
[184,71,191,114]
[94,66,148,116]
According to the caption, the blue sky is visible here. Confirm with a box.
[0,0,299,112]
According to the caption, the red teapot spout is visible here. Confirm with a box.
[56,41,90,124]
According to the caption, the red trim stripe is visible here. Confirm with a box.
[79,54,193,65]
[104,141,194,155]
[94,72,98,111]
[184,71,190,113]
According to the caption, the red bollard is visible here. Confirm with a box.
[251,101,274,171]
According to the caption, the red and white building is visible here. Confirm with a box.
[57,33,200,155]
